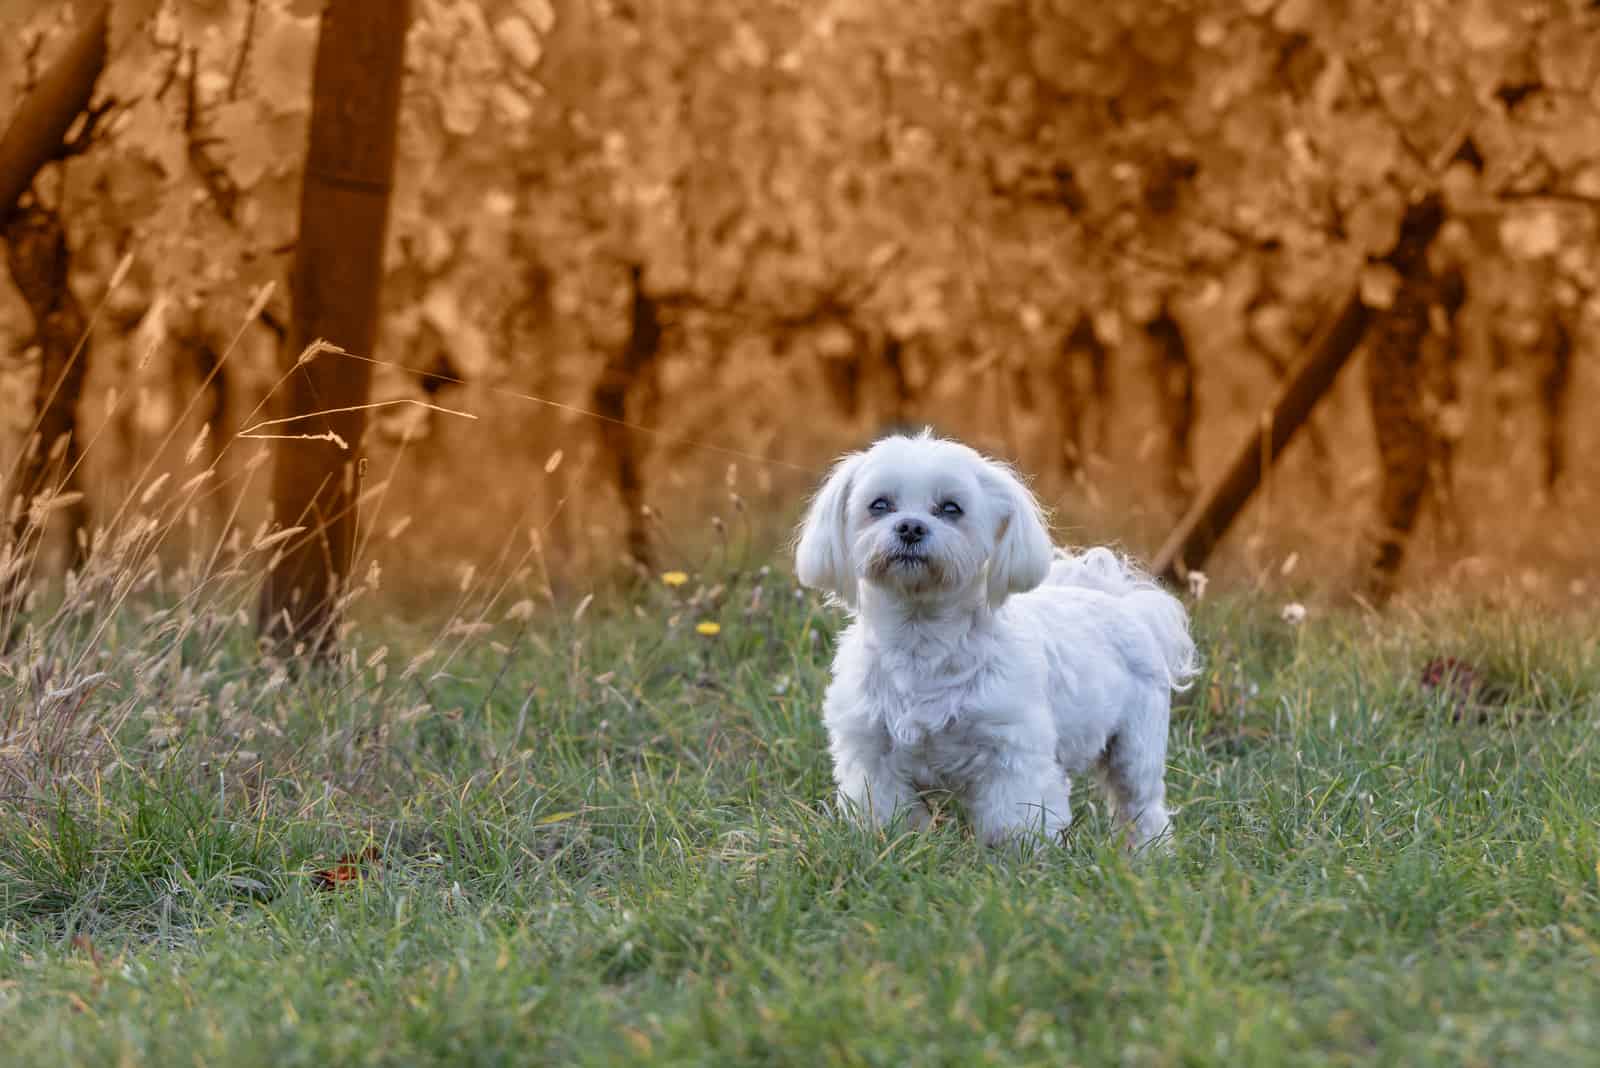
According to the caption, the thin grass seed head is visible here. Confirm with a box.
[245,280,276,322]
[177,471,214,497]
[572,593,594,623]
[139,474,169,507]
[185,424,211,466]
[252,527,305,554]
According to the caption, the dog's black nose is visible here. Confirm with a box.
[895,518,927,545]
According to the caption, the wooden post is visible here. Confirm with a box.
[256,1,410,653]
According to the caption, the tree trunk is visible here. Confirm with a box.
[1537,302,1573,495]
[1421,263,1467,546]
[1365,267,1436,604]
[169,302,232,535]
[880,335,914,428]
[1056,312,1106,480]
[1147,301,1195,510]
[591,263,663,570]
[256,0,410,653]
[814,321,866,419]
[1152,193,1446,585]
[0,7,110,639]
[1364,202,1466,602]
[3,202,91,617]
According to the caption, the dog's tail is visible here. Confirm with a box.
[1046,548,1201,692]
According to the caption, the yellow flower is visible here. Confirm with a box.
[661,571,689,588]
[695,621,722,637]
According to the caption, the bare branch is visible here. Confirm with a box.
[1494,188,1600,211]
[228,0,261,101]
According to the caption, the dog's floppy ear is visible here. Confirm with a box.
[980,459,1053,608]
[795,451,866,606]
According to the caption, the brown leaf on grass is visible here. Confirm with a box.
[311,847,382,890]
[1420,655,1483,704]
[1420,656,1516,723]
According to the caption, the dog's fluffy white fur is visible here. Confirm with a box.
[795,431,1198,849]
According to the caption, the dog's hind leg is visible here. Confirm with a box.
[1100,702,1174,852]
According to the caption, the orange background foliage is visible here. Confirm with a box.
[2,0,1596,601]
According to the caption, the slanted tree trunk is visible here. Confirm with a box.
[0,6,108,223]
[1244,285,1337,496]
[592,263,663,570]
[256,0,410,653]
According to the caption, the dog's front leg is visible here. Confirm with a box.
[832,750,928,832]
[967,753,1071,847]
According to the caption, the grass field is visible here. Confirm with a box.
[2,555,1598,1066]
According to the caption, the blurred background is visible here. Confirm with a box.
[2,0,1596,612]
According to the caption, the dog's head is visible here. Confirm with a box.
[794,430,1053,610]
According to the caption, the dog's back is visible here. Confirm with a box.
[1039,548,1200,693]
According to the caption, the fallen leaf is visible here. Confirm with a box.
[312,847,382,890]
[1420,656,1482,704]
[1420,656,1516,723]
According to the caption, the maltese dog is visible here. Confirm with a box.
[795,430,1198,850]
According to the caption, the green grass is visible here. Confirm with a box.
[2,560,1599,1066]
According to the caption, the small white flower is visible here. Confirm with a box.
[1187,570,1209,600]
[1281,602,1307,626]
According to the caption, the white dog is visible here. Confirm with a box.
[795,431,1198,850]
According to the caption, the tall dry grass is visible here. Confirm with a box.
[0,284,570,805]
[3,247,1595,806]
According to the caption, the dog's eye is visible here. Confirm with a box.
[868,497,892,515]
[938,500,963,518]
